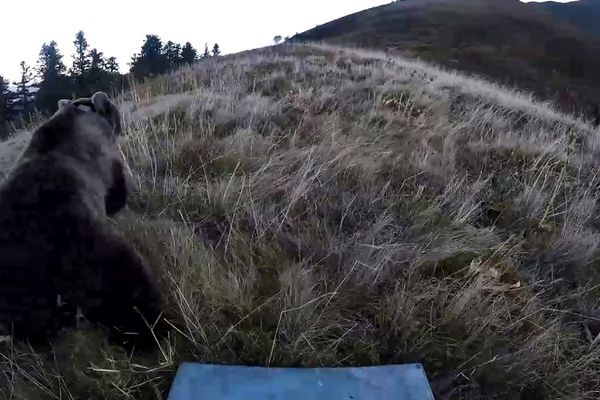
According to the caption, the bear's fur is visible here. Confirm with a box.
[0,92,162,347]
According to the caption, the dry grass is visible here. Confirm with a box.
[1,44,600,399]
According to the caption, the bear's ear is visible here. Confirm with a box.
[91,92,110,113]
[57,99,72,110]
[92,92,122,137]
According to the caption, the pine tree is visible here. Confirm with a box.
[87,48,105,87]
[212,43,221,57]
[130,34,168,78]
[39,41,67,78]
[89,49,105,71]
[85,49,122,94]
[273,35,283,45]
[164,41,182,70]
[36,41,71,114]
[72,31,91,94]
[105,57,119,73]
[12,61,35,119]
[202,43,211,59]
[0,75,13,139]
[181,42,197,65]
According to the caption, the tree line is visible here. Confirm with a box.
[0,32,220,138]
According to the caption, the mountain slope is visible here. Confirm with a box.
[533,0,600,38]
[292,0,600,114]
[1,43,599,399]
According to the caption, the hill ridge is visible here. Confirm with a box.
[292,0,600,116]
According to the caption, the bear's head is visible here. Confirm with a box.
[24,92,128,216]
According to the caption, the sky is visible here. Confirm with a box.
[0,0,393,83]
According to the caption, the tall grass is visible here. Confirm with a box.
[1,44,600,399]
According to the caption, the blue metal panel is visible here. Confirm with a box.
[168,363,434,400]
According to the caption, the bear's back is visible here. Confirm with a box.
[0,156,102,341]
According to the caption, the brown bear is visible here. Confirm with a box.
[0,92,162,348]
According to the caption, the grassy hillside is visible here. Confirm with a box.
[533,0,600,38]
[292,0,600,116]
[1,43,600,399]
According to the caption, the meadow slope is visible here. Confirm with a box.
[1,44,600,399]
[292,0,600,115]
